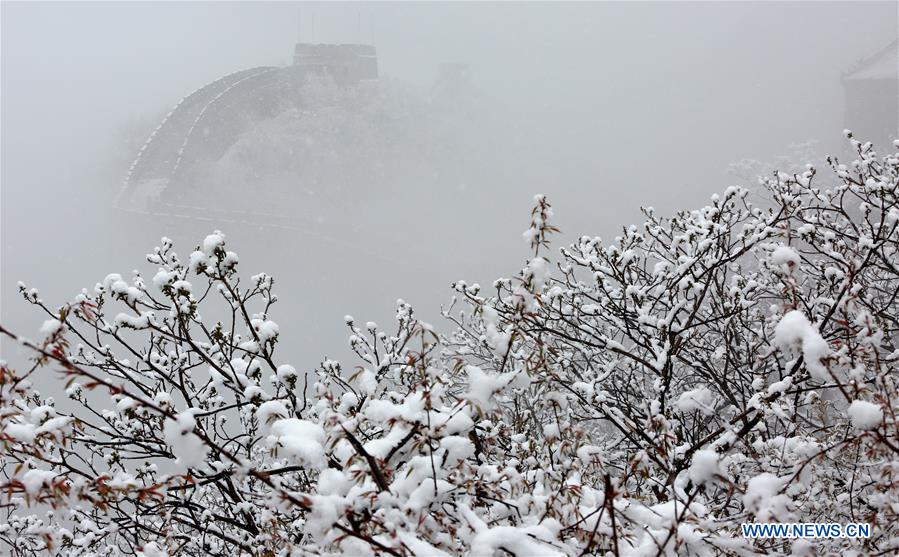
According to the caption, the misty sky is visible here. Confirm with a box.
[2,1,896,369]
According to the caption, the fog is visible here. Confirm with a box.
[2,1,896,371]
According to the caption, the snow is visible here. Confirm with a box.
[364,398,402,423]
[4,422,36,444]
[39,319,63,338]
[116,397,139,413]
[202,231,226,255]
[171,280,192,293]
[398,533,451,557]
[154,391,173,407]
[137,541,170,557]
[526,257,551,291]
[251,318,280,342]
[770,245,800,268]
[256,400,289,426]
[35,416,71,437]
[543,422,560,439]
[21,469,59,495]
[354,368,377,396]
[847,399,883,430]
[221,251,239,271]
[163,410,209,469]
[102,273,142,303]
[464,365,515,411]
[152,269,175,289]
[243,384,268,402]
[469,524,565,557]
[107,472,140,490]
[276,364,298,384]
[188,251,208,274]
[338,392,359,413]
[114,311,154,330]
[443,409,474,435]
[316,469,351,496]
[27,405,53,424]
[743,473,788,520]
[4,409,72,445]
[208,367,226,389]
[266,418,326,469]
[407,478,455,511]
[440,435,475,465]
[481,306,511,356]
[688,449,720,485]
[365,424,414,459]
[774,310,831,381]
[675,386,714,414]
[767,375,793,395]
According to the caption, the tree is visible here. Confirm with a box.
[2,134,898,556]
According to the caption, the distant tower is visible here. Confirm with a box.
[842,40,898,147]
[296,7,302,43]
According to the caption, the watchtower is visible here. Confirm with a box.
[843,40,898,147]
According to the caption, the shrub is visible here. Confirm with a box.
[2,135,898,556]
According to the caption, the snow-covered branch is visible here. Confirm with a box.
[2,135,898,556]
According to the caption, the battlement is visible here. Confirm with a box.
[293,43,378,83]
